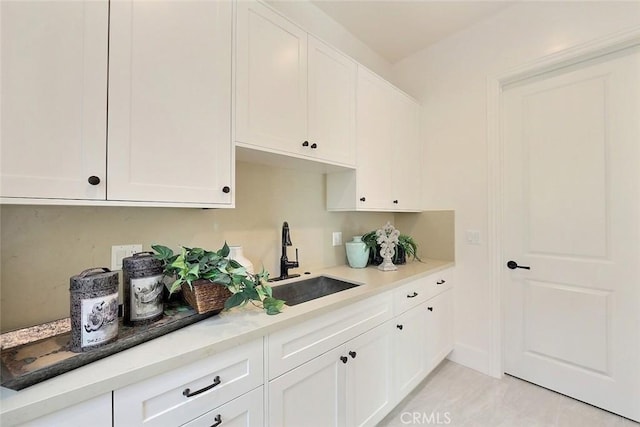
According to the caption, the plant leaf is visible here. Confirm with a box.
[224,292,246,310]
[263,297,285,315]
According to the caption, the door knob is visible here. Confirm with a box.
[87,176,101,185]
[310,143,318,149]
[340,356,348,364]
[507,260,530,270]
[349,351,357,359]
[302,141,309,147]
[396,324,403,330]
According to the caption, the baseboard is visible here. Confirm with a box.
[446,342,491,375]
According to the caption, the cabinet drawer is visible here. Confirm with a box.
[181,387,263,427]
[393,269,452,315]
[268,292,392,379]
[114,338,263,427]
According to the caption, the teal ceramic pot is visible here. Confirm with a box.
[346,236,370,268]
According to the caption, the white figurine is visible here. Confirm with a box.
[376,222,400,271]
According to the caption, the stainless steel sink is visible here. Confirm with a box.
[271,276,360,306]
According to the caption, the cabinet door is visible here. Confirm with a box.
[269,345,347,427]
[108,0,232,205]
[183,387,264,427]
[390,91,422,211]
[1,0,108,200]
[425,289,454,372]
[18,393,111,427]
[394,304,428,402]
[346,323,394,427]
[355,67,393,210]
[236,0,307,153]
[306,36,356,166]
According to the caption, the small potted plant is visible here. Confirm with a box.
[152,243,284,315]
[362,231,421,266]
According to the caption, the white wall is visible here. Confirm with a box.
[392,1,640,374]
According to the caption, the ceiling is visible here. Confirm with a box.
[309,1,516,63]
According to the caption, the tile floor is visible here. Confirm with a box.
[378,360,638,427]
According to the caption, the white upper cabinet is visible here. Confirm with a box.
[327,67,422,212]
[1,0,108,201]
[1,0,233,207]
[306,36,356,166]
[236,0,356,167]
[236,0,308,154]
[108,0,233,205]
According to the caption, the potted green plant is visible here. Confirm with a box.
[152,243,284,315]
[362,231,421,265]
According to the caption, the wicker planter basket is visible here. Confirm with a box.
[181,279,232,314]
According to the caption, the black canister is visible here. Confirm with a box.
[122,252,164,326]
[70,268,119,353]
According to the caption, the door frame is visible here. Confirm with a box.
[486,27,640,378]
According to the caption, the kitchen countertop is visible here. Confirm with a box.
[0,259,454,426]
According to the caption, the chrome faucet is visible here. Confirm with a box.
[271,221,300,281]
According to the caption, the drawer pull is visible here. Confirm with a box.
[427,307,434,312]
[396,324,403,330]
[340,356,348,364]
[211,414,222,427]
[407,292,418,298]
[349,351,357,359]
[436,280,446,285]
[183,375,221,398]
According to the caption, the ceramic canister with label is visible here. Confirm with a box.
[122,252,164,326]
[69,268,119,352]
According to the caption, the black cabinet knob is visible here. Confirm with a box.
[222,186,231,193]
[87,176,101,186]
[302,141,309,147]
[396,324,403,330]
[360,197,366,202]
[393,200,398,204]
[340,356,348,364]
[436,280,446,285]
[349,351,357,359]
[310,143,318,149]
[427,307,434,312]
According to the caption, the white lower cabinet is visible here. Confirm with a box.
[425,288,454,372]
[268,322,393,427]
[183,387,264,427]
[393,304,428,402]
[17,393,111,427]
[113,338,263,427]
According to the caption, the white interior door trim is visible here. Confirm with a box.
[486,26,640,379]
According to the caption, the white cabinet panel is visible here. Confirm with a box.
[346,322,394,427]
[236,0,307,152]
[425,288,454,372]
[1,0,108,200]
[18,393,111,427]
[108,0,233,205]
[394,304,428,402]
[183,387,264,427]
[269,345,346,427]
[306,36,356,166]
[114,338,263,427]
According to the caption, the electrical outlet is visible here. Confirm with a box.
[332,232,343,246]
[111,244,143,270]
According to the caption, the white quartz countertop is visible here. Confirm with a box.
[0,259,453,425]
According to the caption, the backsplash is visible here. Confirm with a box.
[0,162,453,332]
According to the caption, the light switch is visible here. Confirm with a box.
[465,230,481,245]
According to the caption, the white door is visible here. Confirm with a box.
[108,0,233,205]
[235,0,307,153]
[346,323,394,427]
[1,0,108,200]
[269,345,346,427]
[306,36,356,166]
[503,49,640,421]
[394,305,428,401]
